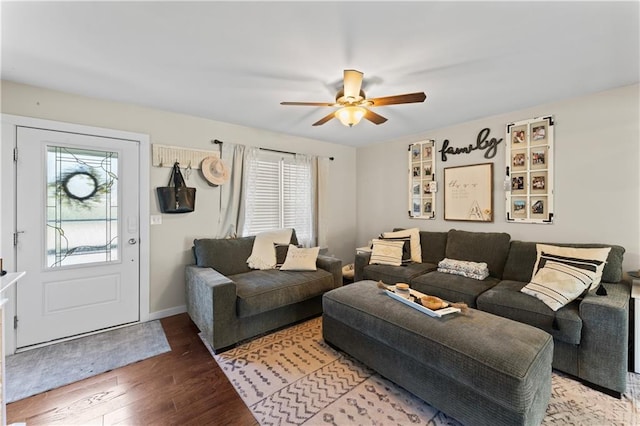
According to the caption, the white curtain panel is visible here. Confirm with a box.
[287,153,315,247]
[316,156,330,250]
[216,142,248,238]
[239,146,260,237]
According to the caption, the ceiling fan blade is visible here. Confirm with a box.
[312,111,336,126]
[363,109,388,125]
[281,101,336,106]
[369,92,426,106]
[343,69,363,100]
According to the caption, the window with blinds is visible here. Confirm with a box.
[243,153,313,245]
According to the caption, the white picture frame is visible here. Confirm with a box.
[505,115,554,223]
[408,140,436,219]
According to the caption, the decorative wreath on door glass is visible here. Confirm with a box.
[62,171,99,201]
[52,167,112,206]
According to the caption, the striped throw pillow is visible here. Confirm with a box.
[531,244,610,291]
[369,239,405,266]
[521,252,603,311]
[379,236,412,264]
[381,228,422,263]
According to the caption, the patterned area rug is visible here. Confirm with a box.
[202,317,639,425]
[7,320,170,403]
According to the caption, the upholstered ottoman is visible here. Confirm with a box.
[322,280,553,426]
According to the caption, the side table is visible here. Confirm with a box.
[630,271,640,373]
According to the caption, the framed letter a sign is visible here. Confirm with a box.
[444,163,493,222]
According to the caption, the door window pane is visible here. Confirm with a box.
[46,146,118,267]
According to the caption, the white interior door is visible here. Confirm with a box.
[15,126,140,349]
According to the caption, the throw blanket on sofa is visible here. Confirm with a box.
[437,258,490,280]
[247,228,293,270]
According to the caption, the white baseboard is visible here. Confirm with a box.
[148,304,187,321]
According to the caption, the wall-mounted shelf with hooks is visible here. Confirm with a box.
[152,144,219,169]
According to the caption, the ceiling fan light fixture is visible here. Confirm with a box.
[335,106,366,127]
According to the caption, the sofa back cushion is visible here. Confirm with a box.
[194,235,255,276]
[391,228,448,264]
[419,231,448,264]
[445,229,511,279]
[503,241,625,283]
[194,230,299,276]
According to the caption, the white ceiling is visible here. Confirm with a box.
[2,1,638,147]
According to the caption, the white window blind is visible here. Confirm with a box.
[243,152,314,246]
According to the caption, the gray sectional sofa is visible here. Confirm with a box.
[186,231,342,353]
[354,228,630,396]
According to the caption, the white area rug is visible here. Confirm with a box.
[202,317,639,425]
[6,320,170,403]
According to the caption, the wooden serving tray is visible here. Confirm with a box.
[385,288,460,318]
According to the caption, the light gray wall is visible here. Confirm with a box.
[1,81,357,316]
[356,84,640,273]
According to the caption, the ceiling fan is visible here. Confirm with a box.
[280,69,427,127]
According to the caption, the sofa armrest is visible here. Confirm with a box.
[185,265,238,350]
[317,254,342,288]
[578,281,630,394]
[354,252,372,282]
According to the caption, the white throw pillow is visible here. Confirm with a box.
[369,239,405,266]
[382,228,422,263]
[247,228,293,270]
[280,245,320,271]
[531,244,611,290]
[522,252,602,311]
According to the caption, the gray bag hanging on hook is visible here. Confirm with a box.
[157,162,196,213]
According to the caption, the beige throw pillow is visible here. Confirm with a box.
[280,245,319,271]
[369,239,405,266]
[247,228,293,270]
[382,228,422,263]
[522,252,602,311]
[531,244,611,290]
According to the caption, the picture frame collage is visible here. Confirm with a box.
[505,116,554,223]
[409,140,436,219]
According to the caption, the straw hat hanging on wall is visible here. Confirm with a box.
[201,156,230,186]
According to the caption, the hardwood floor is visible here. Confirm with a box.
[7,313,258,426]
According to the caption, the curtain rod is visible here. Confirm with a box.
[212,139,334,161]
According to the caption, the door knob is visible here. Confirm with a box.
[128,238,138,245]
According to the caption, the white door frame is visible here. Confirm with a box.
[1,114,150,355]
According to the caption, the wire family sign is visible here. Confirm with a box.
[439,128,503,162]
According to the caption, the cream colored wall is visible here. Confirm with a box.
[1,81,357,316]
[356,84,640,273]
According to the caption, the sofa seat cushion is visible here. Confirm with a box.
[410,271,500,308]
[362,262,437,284]
[232,269,334,318]
[477,280,583,345]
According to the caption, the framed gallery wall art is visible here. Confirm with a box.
[444,162,493,222]
[505,115,554,223]
[408,140,436,219]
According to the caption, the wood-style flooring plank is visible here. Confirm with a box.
[7,313,258,425]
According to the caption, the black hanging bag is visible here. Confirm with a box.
[157,162,196,213]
